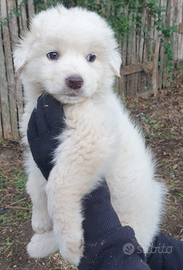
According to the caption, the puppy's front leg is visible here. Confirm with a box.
[46,162,97,266]
[45,101,114,265]
[45,124,111,265]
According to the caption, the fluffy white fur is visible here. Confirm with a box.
[14,5,166,266]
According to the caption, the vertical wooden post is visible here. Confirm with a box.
[17,0,27,34]
[149,16,154,62]
[159,0,167,88]
[0,18,12,139]
[0,36,12,139]
[0,108,2,140]
[153,4,160,90]
[139,9,146,63]
[177,0,183,61]
[7,0,23,127]
[152,42,160,97]
[121,8,128,95]
[1,0,19,140]
[27,0,35,19]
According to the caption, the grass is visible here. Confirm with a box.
[0,171,9,192]
[176,193,183,199]
[0,168,32,227]
[0,167,32,257]
[1,237,13,254]
[12,168,27,200]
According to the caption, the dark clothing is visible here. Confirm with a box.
[79,181,150,270]
[80,226,183,270]
[79,226,150,270]
[79,182,183,270]
[27,95,65,179]
[148,232,183,270]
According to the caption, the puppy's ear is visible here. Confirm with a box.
[109,50,121,77]
[13,41,28,72]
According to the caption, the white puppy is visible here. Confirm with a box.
[14,5,165,266]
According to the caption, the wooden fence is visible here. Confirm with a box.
[0,0,183,141]
[117,0,183,98]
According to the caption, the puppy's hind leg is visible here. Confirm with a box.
[26,154,52,233]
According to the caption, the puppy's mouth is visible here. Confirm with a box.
[54,88,88,104]
[64,88,83,97]
[67,92,79,97]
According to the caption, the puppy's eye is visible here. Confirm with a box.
[47,52,59,60]
[87,54,96,62]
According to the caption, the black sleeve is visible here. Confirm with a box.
[78,181,151,270]
[147,231,183,270]
[79,226,150,270]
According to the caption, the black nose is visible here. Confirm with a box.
[65,76,83,90]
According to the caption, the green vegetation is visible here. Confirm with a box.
[176,193,183,199]
[0,0,26,26]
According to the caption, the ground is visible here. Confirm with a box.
[0,87,183,270]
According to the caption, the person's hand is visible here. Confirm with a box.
[27,94,65,179]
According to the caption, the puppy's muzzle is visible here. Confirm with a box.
[65,76,83,90]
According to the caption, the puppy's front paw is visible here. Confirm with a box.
[27,231,58,258]
[32,208,52,233]
[60,237,84,266]
[56,225,84,266]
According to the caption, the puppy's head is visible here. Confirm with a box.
[14,5,121,104]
